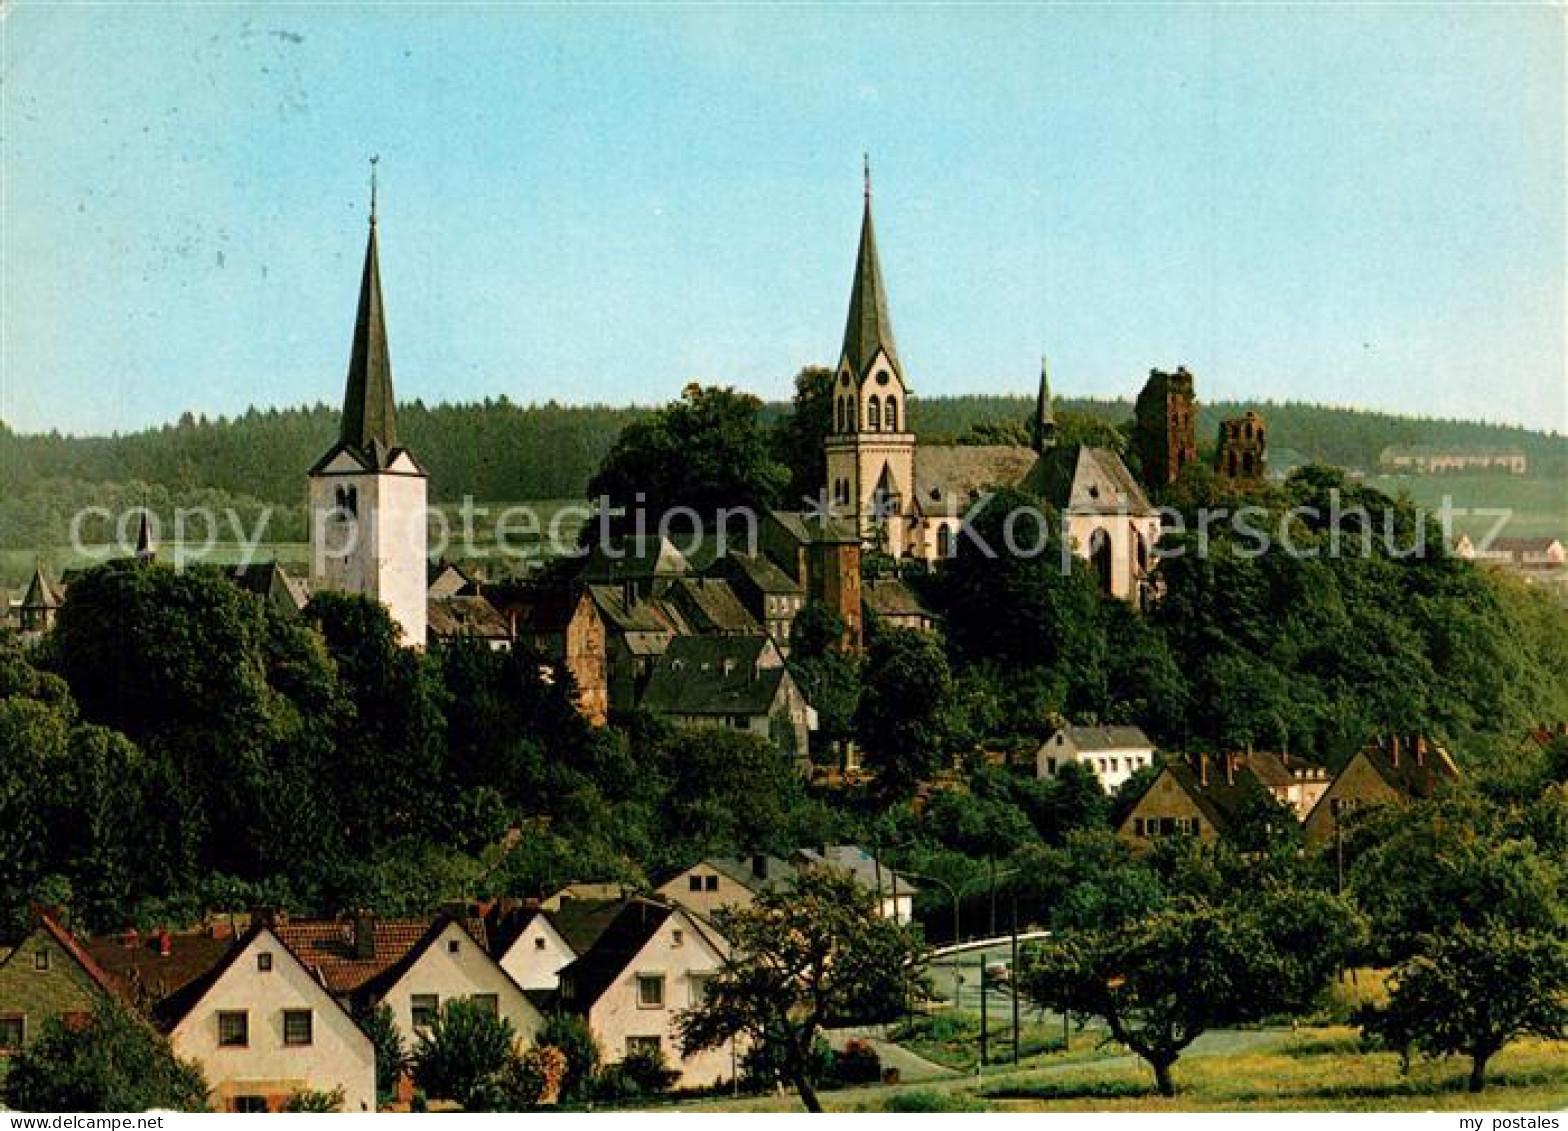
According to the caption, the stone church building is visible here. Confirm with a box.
[823,170,1160,602]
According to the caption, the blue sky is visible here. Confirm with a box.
[2,4,1563,436]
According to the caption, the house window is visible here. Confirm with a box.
[33,951,49,972]
[257,952,273,973]
[637,974,666,1009]
[230,1096,269,1113]
[690,973,715,1003]
[0,1014,24,1052]
[704,875,719,892]
[470,994,500,1017]
[411,994,439,1030]
[1045,757,1056,775]
[218,1011,249,1048]
[671,929,684,948]
[534,936,548,951]
[626,1036,662,1057]
[448,939,461,954]
[283,1009,313,1047]
[688,875,703,892]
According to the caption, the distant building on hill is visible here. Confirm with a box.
[1378,444,1527,475]
[1037,724,1157,792]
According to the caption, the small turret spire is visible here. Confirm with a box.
[1033,354,1057,453]
[134,509,156,561]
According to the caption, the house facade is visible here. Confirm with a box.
[557,900,734,1090]
[488,907,578,992]
[1302,735,1459,850]
[655,855,795,921]
[161,926,376,1113]
[1036,724,1157,792]
[0,912,112,1060]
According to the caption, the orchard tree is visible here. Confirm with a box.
[1021,890,1359,1096]
[1361,923,1568,1092]
[677,870,926,1112]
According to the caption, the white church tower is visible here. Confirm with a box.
[308,166,428,647]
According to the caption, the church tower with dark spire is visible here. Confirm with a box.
[307,163,428,647]
[825,158,916,546]
[1032,355,1057,453]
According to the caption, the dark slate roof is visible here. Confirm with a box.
[667,578,761,634]
[840,189,902,382]
[20,566,60,610]
[558,898,676,1012]
[226,562,310,611]
[767,510,861,546]
[1156,759,1277,836]
[1360,737,1460,800]
[428,595,512,641]
[913,444,1042,510]
[721,552,803,596]
[1033,444,1155,516]
[640,635,784,717]
[1242,750,1329,789]
[337,216,399,466]
[1052,725,1155,753]
[502,583,589,635]
[84,929,237,1010]
[582,536,691,584]
[862,578,931,620]
[694,854,798,894]
[796,845,919,896]
[547,898,633,957]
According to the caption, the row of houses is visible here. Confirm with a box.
[1115,734,1462,850]
[0,845,908,1111]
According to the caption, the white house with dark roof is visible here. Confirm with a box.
[1037,724,1157,791]
[639,635,816,762]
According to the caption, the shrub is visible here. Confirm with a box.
[618,1046,680,1094]
[538,1013,601,1103]
[834,1039,883,1085]
[411,999,517,1110]
[283,1087,344,1112]
[499,1045,568,1107]
[882,1088,990,1112]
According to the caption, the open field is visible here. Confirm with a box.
[666,1028,1568,1113]
[1371,473,1567,541]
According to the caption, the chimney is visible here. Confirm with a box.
[723,658,737,677]
[1389,734,1400,767]
[1225,754,1235,786]
[1198,752,1209,787]
[157,929,172,958]
[751,855,768,880]
[121,927,139,950]
[353,910,376,962]
[1415,735,1428,766]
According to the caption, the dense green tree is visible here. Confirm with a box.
[649,727,804,856]
[587,384,789,523]
[857,627,955,795]
[677,870,926,1112]
[537,1013,601,1104]
[355,1001,408,1102]
[1360,923,1568,1092]
[773,366,835,504]
[1021,890,1359,1095]
[2,998,209,1112]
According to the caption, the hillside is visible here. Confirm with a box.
[4,394,1562,512]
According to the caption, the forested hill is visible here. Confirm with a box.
[2,394,1562,507]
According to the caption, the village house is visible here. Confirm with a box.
[639,635,817,764]
[1302,734,1460,850]
[862,577,935,633]
[426,593,514,651]
[655,855,796,922]
[708,552,806,654]
[1115,753,1283,846]
[1036,724,1157,792]
[1379,445,1528,475]
[795,846,919,924]
[0,909,115,1061]
[555,897,734,1090]
[273,911,542,1055]
[484,901,580,993]
[155,923,376,1113]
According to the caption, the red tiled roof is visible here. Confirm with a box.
[274,915,486,995]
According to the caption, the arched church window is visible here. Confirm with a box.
[847,403,857,432]
[835,398,846,434]
[937,525,953,559]
[1088,528,1113,596]
[867,397,881,430]
[885,396,898,431]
